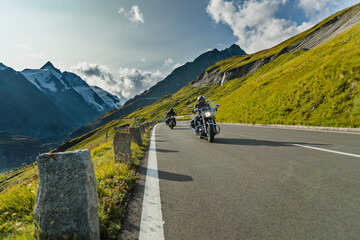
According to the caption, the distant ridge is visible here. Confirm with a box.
[64,44,246,141]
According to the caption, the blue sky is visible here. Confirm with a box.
[0,0,358,102]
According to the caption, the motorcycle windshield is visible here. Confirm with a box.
[205,99,217,115]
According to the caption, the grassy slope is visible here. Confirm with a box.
[216,24,360,126]
[0,119,150,239]
[127,22,360,127]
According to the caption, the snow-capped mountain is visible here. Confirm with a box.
[0,61,122,141]
[62,71,115,112]
[21,61,121,112]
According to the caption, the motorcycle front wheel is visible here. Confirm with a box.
[207,125,214,142]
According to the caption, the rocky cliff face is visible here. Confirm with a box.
[190,4,360,87]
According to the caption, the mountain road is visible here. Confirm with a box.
[120,122,360,240]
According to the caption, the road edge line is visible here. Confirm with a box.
[139,124,165,240]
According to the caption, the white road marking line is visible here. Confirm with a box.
[139,124,165,240]
[293,144,360,158]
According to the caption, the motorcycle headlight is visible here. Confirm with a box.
[204,111,212,118]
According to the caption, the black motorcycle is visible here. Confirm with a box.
[168,116,176,129]
[189,100,220,142]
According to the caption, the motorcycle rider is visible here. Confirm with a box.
[166,108,177,126]
[192,96,210,130]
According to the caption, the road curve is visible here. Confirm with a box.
[121,122,360,240]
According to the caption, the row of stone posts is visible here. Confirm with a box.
[34,121,156,239]
[113,122,156,166]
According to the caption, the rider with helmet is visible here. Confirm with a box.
[166,107,177,126]
[192,96,210,130]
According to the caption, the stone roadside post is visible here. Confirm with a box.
[130,126,143,146]
[34,149,100,240]
[113,132,133,166]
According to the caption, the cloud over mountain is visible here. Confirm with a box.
[71,62,163,103]
[206,0,311,54]
[117,67,162,98]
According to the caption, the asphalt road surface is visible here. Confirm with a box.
[120,122,360,240]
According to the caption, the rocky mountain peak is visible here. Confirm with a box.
[41,61,62,74]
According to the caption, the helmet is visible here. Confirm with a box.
[197,96,205,103]
[169,108,173,111]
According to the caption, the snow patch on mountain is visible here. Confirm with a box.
[20,61,121,112]
[40,62,70,90]
[91,86,122,109]
[62,72,107,111]
[21,69,57,92]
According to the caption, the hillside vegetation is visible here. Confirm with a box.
[126,8,360,128]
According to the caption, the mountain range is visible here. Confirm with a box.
[0,62,121,141]
[64,44,246,141]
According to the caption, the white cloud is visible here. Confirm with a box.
[298,0,359,21]
[71,62,114,84]
[118,7,124,14]
[163,58,183,71]
[117,67,163,98]
[141,58,147,62]
[129,5,144,24]
[71,62,163,103]
[17,44,46,60]
[71,62,124,101]
[206,0,305,53]
[164,58,174,66]
[172,63,183,69]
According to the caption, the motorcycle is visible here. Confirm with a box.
[168,116,176,129]
[189,100,220,142]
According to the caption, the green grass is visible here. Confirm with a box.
[0,120,153,239]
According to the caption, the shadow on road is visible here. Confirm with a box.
[139,167,193,182]
[215,138,327,147]
[163,126,189,131]
[156,148,179,153]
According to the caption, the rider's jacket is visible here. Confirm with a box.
[194,102,210,113]
[167,110,177,117]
